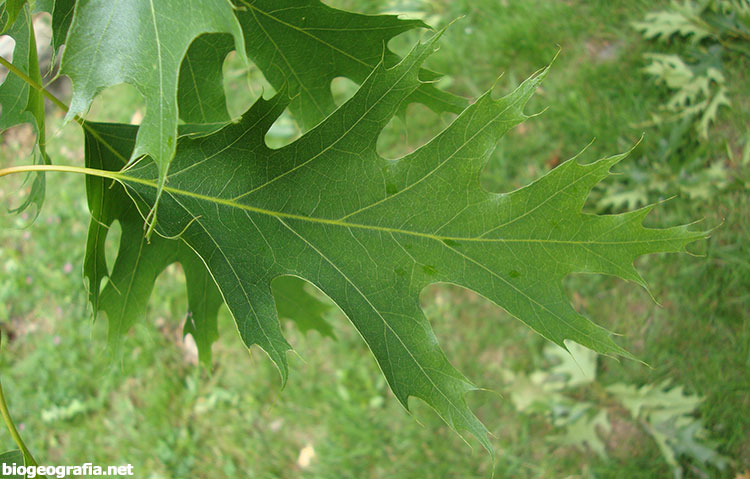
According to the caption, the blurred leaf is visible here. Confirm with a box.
[545,341,598,388]
[607,381,729,478]
[642,54,731,139]
[550,405,612,459]
[607,381,702,419]
[633,5,713,43]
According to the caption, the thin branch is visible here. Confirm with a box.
[0,55,130,165]
[0,333,41,470]
[0,55,70,115]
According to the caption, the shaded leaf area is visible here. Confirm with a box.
[0,0,25,33]
[0,450,23,478]
[28,0,75,52]
[0,3,48,217]
[83,123,333,367]
[85,37,704,450]
[272,276,335,339]
[60,0,249,202]
[178,33,236,125]
[177,0,466,129]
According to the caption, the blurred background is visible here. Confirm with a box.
[0,0,748,478]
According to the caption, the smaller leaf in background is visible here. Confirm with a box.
[502,349,609,458]
[678,161,731,199]
[48,0,74,52]
[549,405,612,459]
[642,54,731,139]
[596,184,650,212]
[0,450,24,479]
[545,341,598,388]
[633,5,713,43]
[697,84,730,137]
[607,381,702,419]
[501,368,566,413]
[502,342,598,411]
[31,0,75,53]
[177,33,236,124]
[504,349,729,474]
[40,398,91,423]
[607,381,729,478]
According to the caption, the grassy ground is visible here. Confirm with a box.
[1,1,748,478]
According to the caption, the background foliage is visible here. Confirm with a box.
[0,0,748,478]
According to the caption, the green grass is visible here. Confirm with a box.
[1,1,748,478]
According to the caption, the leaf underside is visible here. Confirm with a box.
[82,36,705,450]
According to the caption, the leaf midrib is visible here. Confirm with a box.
[118,171,684,247]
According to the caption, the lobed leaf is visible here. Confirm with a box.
[82,35,705,450]
[83,122,224,366]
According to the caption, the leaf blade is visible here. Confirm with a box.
[236,0,466,128]
[85,34,704,451]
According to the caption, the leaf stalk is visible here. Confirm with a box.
[0,164,122,182]
[0,55,70,116]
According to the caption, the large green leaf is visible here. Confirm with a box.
[234,0,466,128]
[60,0,249,218]
[84,36,704,449]
[0,3,49,216]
